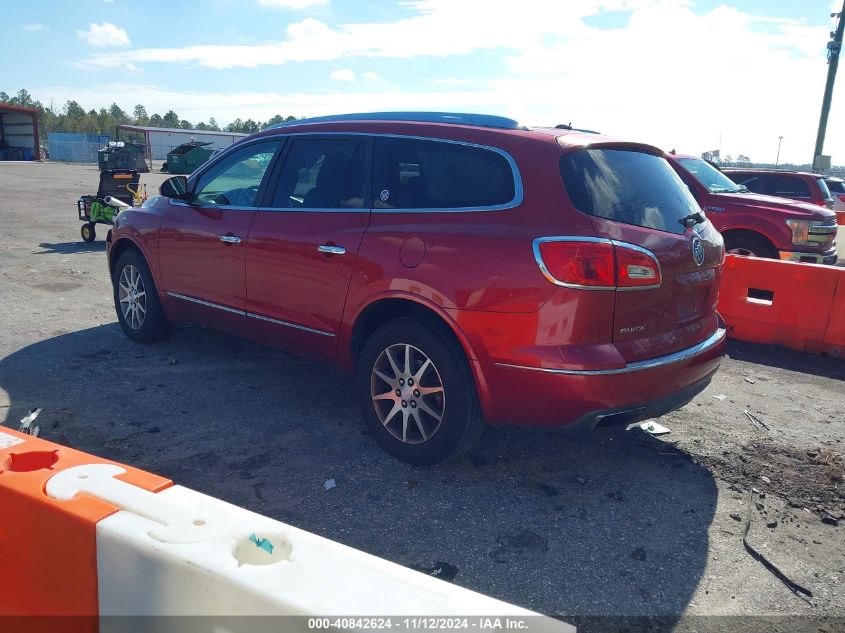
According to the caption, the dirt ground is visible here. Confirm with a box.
[0,162,843,630]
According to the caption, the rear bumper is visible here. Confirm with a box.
[479,327,726,427]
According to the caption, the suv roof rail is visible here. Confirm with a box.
[267,111,529,131]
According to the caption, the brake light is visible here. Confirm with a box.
[838,194,845,203]
[534,239,661,290]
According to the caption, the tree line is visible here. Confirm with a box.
[0,88,296,137]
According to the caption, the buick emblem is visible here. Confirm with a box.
[691,236,705,267]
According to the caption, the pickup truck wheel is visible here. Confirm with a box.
[113,250,170,343]
[357,317,485,466]
[724,236,777,259]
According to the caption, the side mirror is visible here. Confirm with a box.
[737,184,749,193]
[160,176,189,199]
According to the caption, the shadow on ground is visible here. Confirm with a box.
[37,241,107,255]
[0,324,717,624]
[726,339,845,381]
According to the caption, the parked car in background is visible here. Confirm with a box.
[824,176,845,213]
[106,112,727,465]
[723,168,834,210]
[668,154,837,264]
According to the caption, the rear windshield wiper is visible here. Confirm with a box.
[680,211,705,228]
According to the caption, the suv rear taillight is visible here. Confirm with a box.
[533,238,661,290]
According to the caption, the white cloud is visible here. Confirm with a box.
[22,23,47,31]
[329,68,356,81]
[64,2,845,163]
[257,0,328,8]
[363,71,379,80]
[76,22,130,47]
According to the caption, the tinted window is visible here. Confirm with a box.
[560,149,698,235]
[271,138,366,209]
[373,137,515,209]
[817,177,833,202]
[827,179,845,194]
[193,141,280,206]
[729,173,763,192]
[767,174,811,199]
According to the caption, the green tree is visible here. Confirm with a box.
[161,110,180,128]
[149,113,164,127]
[241,118,260,134]
[179,119,193,129]
[207,117,220,131]
[0,92,10,103]
[225,118,243,133]
[133,104,148,125]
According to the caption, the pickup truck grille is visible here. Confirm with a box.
[809,218,838,244]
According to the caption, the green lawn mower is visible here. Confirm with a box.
[77,169,144,242]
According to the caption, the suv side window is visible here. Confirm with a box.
[192,140,281,207]
[766,174,811,199]
[270,138,366,209]
[372,137,515,210]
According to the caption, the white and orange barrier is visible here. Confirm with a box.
[717,254,844,358]
[0,428,571,633]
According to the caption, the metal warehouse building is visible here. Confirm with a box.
[0,104,40,161]
[116,125,247,164]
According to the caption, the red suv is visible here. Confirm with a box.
[723,168,835,209]
[106,113,726,464]
[669,156,838,264]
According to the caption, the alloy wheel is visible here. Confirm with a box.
[370,343,445,444]
[118,264,147,330]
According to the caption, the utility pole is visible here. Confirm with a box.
[812,2,845,171]
[776,135,783,166]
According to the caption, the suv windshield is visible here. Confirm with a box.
[560,148,698,235]
[676,157,742,193]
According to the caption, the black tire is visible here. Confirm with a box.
[357,317,485,465]
[112,249,170,343]
[724,235,777,259]
[81,222,96,243]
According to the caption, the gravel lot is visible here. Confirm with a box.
[1,162,843,630]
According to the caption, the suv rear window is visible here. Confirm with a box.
[767,174,811,199]
[826,179,845,194]
[560,149,697,235]
[373,137,515,209]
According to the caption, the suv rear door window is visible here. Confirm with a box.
[826,179,845,195]
[559,148,697,235]
[766,174,811,199]
[372,137,515,209]
[271,138,366,209]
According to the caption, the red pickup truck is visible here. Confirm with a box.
[668,154,837,265]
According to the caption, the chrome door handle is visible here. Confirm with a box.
[219,235,242,244]
[317,244,346,255]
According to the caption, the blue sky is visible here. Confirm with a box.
[1,0,843,163]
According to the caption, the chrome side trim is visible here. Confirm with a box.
[247,312,335,337]
[165,292,335,337]
[532,236,663,291]
[495,327,726,376]
[166,291,246,316]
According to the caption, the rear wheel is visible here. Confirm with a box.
[80,223,96,243]
[357,317,485,465]
[724,235,777,259]
[113,249,170,343]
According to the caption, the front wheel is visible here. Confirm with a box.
[357,317,485,465]
[113,249,170,343]
[724,235,777,259]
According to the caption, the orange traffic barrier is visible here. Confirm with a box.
[0,427,170,632]
[717,254,845,357]
[837,211,845,226]
[1,427,570,633]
